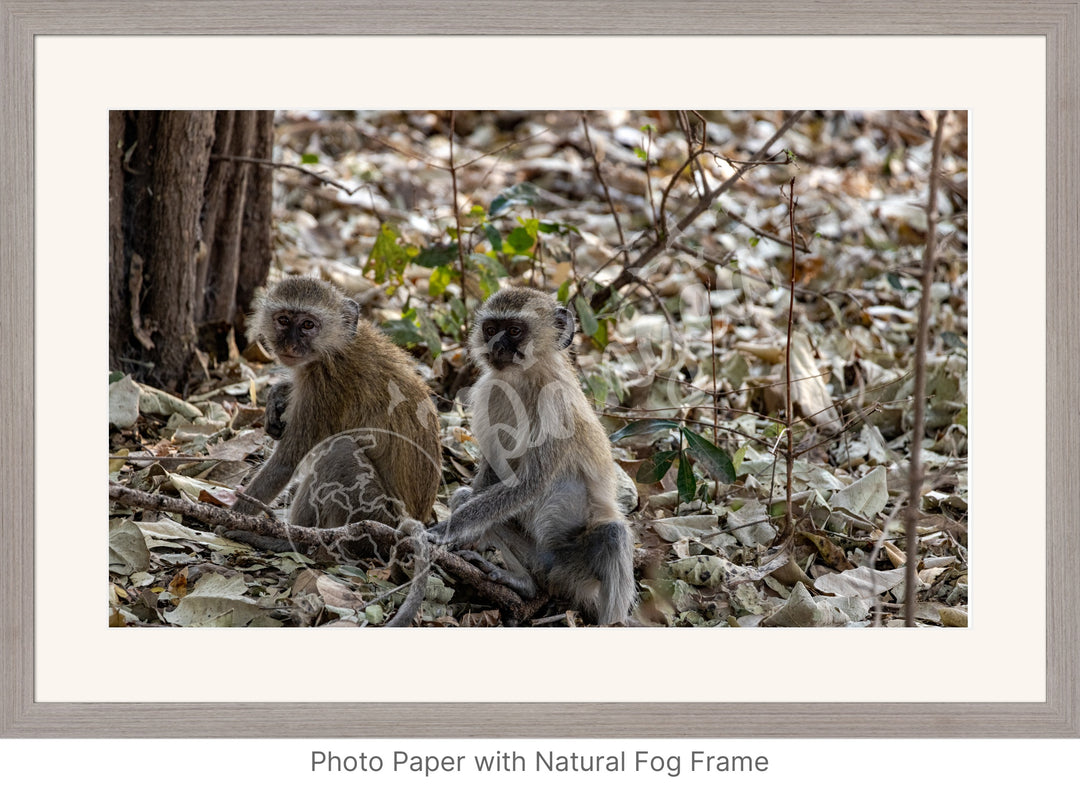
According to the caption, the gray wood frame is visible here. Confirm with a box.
[2,1,1076,738]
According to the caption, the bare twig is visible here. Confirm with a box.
[669,240,823,297]
[657,142,709,242]
[676,111,711,198]
[641,124,657,227]
[581,114,631,270]
[722,206,812,254]
[905,110,948,627]
[783,177,799,540]
[591,110,806,310]
[707,264,721,500]
[634,110,804,262]
[355,119,549,172]
[209,153,360,196]
[715,153,793,167]
[457,126,550,169]
[448,111,470,335]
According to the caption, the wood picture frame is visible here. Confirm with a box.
[2,0,1076,738]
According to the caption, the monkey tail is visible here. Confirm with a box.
[584,520,636,625]
[384,519,430,627]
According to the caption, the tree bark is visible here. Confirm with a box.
[109,110,274,392]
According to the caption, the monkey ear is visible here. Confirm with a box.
[554,306,575,350]
[342,298,360,334]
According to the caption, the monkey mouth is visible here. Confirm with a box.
[276,353,306,366]
[487,351,520,369]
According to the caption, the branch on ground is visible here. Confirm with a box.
[107,481,532,622]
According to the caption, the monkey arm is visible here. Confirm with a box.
[430,453,555,546]
[470,459,499,492]
[429,458,504,537]
[236,436,307,513]
[263,381,292,440]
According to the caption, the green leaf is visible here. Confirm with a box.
[763,422,785,439]
[633,146,648,161]
[586,373,609,405]
[609,418,681,443]
[556,279,572,304]
[381,307,424,347]
[682,428,736,483]
[636,450,677,484]
[732,444,747,473]
[489,182,538,217]
[505,225,536,254]
[300,152,319,164]
[381,307,441,356]
[428,264,454,297]
[574,294,599,337]
[469,253,507,300]
[434,310,459,337]
[413,305,444,357]
[449,296,467,324]
[677,449,697,504]
[482,223,502,251]
[592,317,610,351]
[365,224,410,286]
[538,219,579,236]
[414,242,459,271]
[434,297,469,340]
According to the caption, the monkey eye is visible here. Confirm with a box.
[301,319,316,331]
[507,325,522,338]
[483,322,498,339]
[275,315,290,327]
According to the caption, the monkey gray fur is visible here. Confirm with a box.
[429,287,635,625]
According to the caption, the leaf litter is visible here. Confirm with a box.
[109,110,967,627]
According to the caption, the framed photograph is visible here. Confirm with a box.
[2,1,1076,738]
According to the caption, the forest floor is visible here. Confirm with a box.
[109,110,968,628]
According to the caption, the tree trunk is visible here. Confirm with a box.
[109,110,274,393]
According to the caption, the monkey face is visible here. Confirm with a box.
[480,318,529,370]
[270,310,323,365]
[470,288,576,374]
[254,278,361,367]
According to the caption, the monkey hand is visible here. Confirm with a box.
[425,520,454,545]
[426,510,484,546]
[263,382,291,440]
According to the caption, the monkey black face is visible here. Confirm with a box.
[472,289,576,371]
[481,318,529,369]
[271,310,323,365]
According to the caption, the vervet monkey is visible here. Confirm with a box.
[238,277,441,528]
[429,287,635,624]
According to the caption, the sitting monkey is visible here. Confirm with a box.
[430,287,635,624]
[238,277,441,528]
